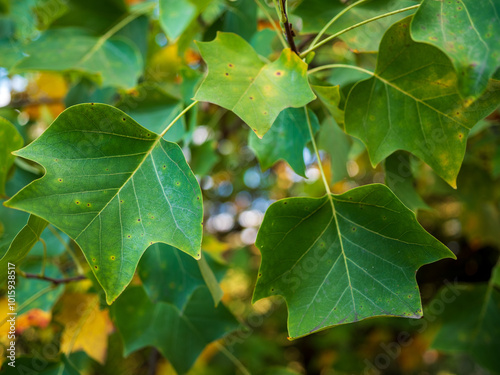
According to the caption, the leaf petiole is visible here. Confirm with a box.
[78,2,156,65]
[310,0,371,49]
[160,101,199,138]
[300,4,420,58]
[307,63,374,76]
[254,0,288,49]
[304,106,331,197]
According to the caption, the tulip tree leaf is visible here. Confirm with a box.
[223,0,258,42]
[431,278,500,373]
[0,117,23,197]
[198,253,224,307]
[318,117,351,184]
[194,32,316,138]
[295,0,417,52]
[0,169,40,255]
[493,146,500,178]
[14,28,143,88]
[411,0,500,99]
[0,215,48,284]
[384,151,429,212]
[17,261,64,314]
[159,0,211,40]
[253,183,455,339]
[312,85,345,126]
[5,104,203,304]
[345,17,500,187]
[249,108,320,177]
[117,84,186,143]
[111,286,240,375]
[138,243,226,309]
[313,85,351,183]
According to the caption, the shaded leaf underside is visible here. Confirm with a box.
[249,107,320,177]
[432,281,500,373]
[112,286,239,374]
[15,28,142,88]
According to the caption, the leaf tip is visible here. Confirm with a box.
[105,293,117,305]
[3,198,13,208]
[253,127,266,139]
[447,179,458,189]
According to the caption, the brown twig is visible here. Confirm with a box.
[280,0,299,55]
[22,273,87,285]
[147,348,160,375]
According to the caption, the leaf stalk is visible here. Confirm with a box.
[300,4,420,58]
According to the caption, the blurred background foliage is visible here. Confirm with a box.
[0,0,499,374]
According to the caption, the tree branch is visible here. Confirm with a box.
[22,273,87,285]
[280,0,299,55]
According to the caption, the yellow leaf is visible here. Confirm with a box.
[149,44,182,81]
[56,293,112,364]
[202,235,230,263]
[28,72,67,101]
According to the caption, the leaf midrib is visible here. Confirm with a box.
[298,193,425,332]
[328,194,357,321]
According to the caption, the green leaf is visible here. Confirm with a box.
[263,368,302,375]
[317,117,351,184]
[198,252,224,306]
[194,32,316,138]
[492,265,500,287]
[0,215,48,284]
[344,17,500,187]
[0,355,80,375]
[5,104,203,304]
[313,84,352,183]
[9,0,38,40]
[411,0,500,99]
[253,183,454,339]
[0,117,23,197]
[494,146,500,178]
[65,79,117,107]
[455,163,500,248]
[50,0,127,34]
[384,152,429,212]
[14,28,143,88]
[17,261,64,314]
[111,286,240,374]
[0,39,24,70]
[137,243,226,309]
[312,85,345,126]
[30,225,70,257]
[0,169,39,254]
[223,0,257,42]
[295,0,417,52]
[189,141,220,176]
[0,169,67,258]
[117,84,186,143]
[251,29,276,58]
[249,108,320,177]
[159,0,211,40]
[431,280,500,373]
